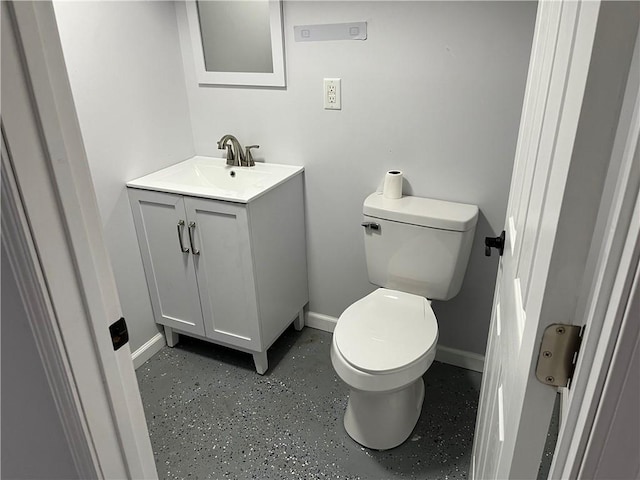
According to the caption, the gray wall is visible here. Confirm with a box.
[1,245,80,480]
[55,1,536,357]
[177,1,537,354]
[54,1,195,351]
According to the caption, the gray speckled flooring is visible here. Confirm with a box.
[136,327,482,480]
[537,393,560,480]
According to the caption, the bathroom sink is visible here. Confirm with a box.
[126,156,304,203]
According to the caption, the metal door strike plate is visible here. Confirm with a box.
[535,324,582,388]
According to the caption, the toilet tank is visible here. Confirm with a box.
[363,193,478,300]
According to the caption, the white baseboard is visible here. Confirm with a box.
[306,311,337,332]
[435,345,484,373]
[306,310,484,373]
[132,332,165,369]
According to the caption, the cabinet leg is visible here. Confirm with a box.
[252,351,268,375]
[293,308,305,331]
[164,326,179,348]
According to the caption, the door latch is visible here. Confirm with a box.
[109,317,129,351]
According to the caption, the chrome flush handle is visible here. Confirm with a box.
[176,220,189,253]
[361,222,380,231]
[188,221,200,255]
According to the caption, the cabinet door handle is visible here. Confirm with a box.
[188,221,200,255]
[176,220,189,253]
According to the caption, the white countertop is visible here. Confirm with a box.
[126,156,304,204]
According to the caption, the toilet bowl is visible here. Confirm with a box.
[331,288,438,450]
[331,192,477,451]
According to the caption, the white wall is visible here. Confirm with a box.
[54,1,195,351]
[54,1,536,357]
[177,1,537,355]
[1,245,80,480]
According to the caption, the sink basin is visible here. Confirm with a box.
[126,156,304,203]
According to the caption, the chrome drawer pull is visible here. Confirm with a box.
[176,220,189,253]
[188,221,200,255]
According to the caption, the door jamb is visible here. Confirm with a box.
[3,1,157,477]
[549,27,640,479]
[1,129,100,479]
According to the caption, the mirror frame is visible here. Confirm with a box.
[185,0,286,87]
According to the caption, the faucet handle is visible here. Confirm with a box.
[245,145,259,167]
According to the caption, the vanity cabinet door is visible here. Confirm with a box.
[128,189,205,336]
[184,197,260,351]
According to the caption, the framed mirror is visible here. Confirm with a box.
[185,0,286,87]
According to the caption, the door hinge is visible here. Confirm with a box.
[109,317,129,351]
[535,324,583,388]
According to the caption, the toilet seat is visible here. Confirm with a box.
[334,288,438,375]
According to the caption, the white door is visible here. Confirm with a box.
[129,189,206,336]
[185,197,261,350]
[472,1,601,478]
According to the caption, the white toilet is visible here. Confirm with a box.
[331,192,478,450]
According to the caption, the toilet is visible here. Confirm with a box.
[331,192,478,450]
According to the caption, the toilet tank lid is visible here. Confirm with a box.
[363,192,479,232]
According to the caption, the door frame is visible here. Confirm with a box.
[2,128,102,478]
[4,0,638,478]
[549,26,640,479]
[3,1,157,478]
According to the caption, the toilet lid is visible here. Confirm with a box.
[334,288,438,374]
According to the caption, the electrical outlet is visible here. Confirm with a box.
[323,78,341,110]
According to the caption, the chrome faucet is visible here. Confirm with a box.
[216,134,259,167]
[217,134,244,167]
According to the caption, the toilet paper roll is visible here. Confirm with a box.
[383,170,403,199]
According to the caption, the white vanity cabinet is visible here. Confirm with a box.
[127,171,308,374]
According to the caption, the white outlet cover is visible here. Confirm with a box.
[324,78,341,110]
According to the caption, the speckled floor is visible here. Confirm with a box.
[537,393,560,480]
[136,327,483,480]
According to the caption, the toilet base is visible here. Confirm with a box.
[343,377,425,450]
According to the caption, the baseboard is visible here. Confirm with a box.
[435,345,484,373]
[132,332,165,369]
[306,311,484,373]
[306,311,337,332]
